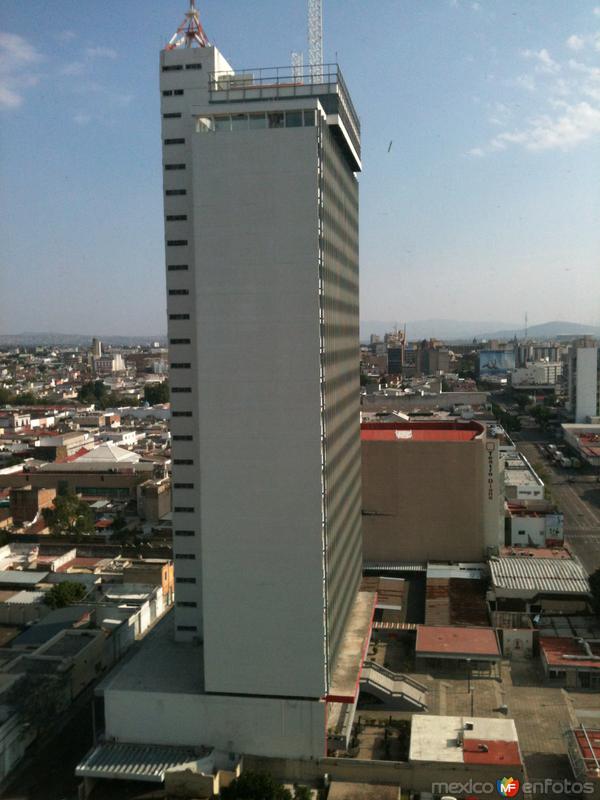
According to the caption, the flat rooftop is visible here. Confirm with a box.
[500,546,570,559]
[41,630,100,659]
[416,625,500,660]
[0,570,49,586]
[503,454,544,487]
[425,578,489,627]
[328,783,401,800]
[327,591,376,703]
[98,610,204,696]
[361,420,483,442]
[538,615,600,639]
[360,576,404,609]
[409,715,521,766]
[540,636,600,670]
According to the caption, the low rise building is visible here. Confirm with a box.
[0,456,160,502]
[415,625,501,669]
[137,478,171,521]
[539,637,600,689]
[361,421,503,563]
[567,342,599,423]
[9,486,56,525]
[425,564,489,627]
[120,559,174,605]
[94,354,126,375]
[488,554,590,615]
[409,715,524,789]
[71,412,120,429]
[562,424,600,467]
[511,361,562,388]
[565,725,600,790]
[505,502,564,548]
[502,452,545,502]
[0,413,31,432]
[36,431,93,462]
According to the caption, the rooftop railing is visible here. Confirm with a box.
[209,63,360,148]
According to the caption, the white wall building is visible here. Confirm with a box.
[503,452,545,502]
[511,361,562,387]
[568,344,600,423]
[87,3,371,771]
[161,20,363,699]
[505,505,564,547]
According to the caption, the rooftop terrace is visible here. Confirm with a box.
[361,420,484,442]
[208,63,360,169]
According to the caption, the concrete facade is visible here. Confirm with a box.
[161,43,362,699]
[10,486,56,525]
[511,362,562,387]
[361,422,502,563]
[505,507,563,548]
[568,345,600,423]
[105,690,326,760]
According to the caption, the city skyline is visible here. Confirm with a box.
[1,0,600,335]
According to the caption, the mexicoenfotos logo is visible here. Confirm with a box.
[497,777,520,797]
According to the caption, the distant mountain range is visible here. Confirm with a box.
[0,320,598,348]
[0,332,167,347]
[360,319,600,343]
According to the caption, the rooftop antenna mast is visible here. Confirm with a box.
[166,0,210,50]
[308,0,323,82]
[291,50,304,83]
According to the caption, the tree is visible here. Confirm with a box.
[44,580,87,609]
[0,387,12,406]
[77,380,109,408]
[589,568,600,616]
[292,788,312,800]
[514,393,529,410]
[458,353,477,380]
[144,382,170,405]
[42,488,95,538]
[7,672,70,734]
[12,391,39,405]
[112,514,127,533]
[529,404,551,429]
[221,771,293,800]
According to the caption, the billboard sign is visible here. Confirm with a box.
[479,350,515,376]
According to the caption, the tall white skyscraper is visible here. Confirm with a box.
[568,342,600,423]
[78,6,372,771]
[162,5,365,702]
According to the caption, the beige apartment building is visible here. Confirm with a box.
[362,421,503,563]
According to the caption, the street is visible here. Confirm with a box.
[513,432,600,575]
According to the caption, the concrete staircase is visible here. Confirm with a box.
[360,661,428,711]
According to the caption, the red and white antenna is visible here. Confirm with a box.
[166,0,210,50]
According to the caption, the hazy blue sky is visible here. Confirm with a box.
[1,0,599,335]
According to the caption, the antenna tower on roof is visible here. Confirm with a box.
[166,0,210,50]
[308,0,323,81]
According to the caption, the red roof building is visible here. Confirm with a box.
[540,637,600,689]
[566,726,600,782]
[361,420,484,442]
[416,625,501,662]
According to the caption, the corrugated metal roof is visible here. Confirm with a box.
[489,557,590,595]
[5,590,46,605]
[364,561,426,573]
[75,742,202,783]
[0,570,49,586]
